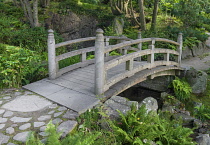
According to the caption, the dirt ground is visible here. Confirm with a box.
[182,35,210,71]
[182,53,210,71]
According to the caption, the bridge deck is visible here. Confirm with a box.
[23,61,147,114]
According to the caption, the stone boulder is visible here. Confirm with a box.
[45,11,99,49]
[103,96,138,120]
[196,134,210,145]
[185,68,208,94]
[103,96,158,120]
[139,97,158,113]
[182,42,209,59]
[173,113,195,126]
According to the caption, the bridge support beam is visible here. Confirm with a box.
[95,29,105,96]
[48,29,57,79]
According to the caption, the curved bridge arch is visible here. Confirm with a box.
[104,66,183,99]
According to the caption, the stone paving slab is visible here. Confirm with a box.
[2,94,52,112]
[23,79,98,113]
[46,88,99,114]
[23,79,65,96]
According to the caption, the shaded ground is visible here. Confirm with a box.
[182,52,210,71]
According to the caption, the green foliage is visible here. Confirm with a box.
[183,37,201,48]
[61,131,101,145]
[109,51,121,56]
[77,108,101,131]
[0,14,28,44]
[0,15,63,54]
[58,55,81,69]
[12,27,62,53]
[0,44,47,88]
[45,121,62,145]
[27,121,101,145]
[0,2,24,18]
[108,105,195,145]
[26,132,44,145]
[194,104,210,122]
[161,0,210,28]
[27,105,195,145]
[172,77,192,101]
[58,0,113,23]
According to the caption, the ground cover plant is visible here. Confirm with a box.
[26,105,196,145]
[172,77,192,101]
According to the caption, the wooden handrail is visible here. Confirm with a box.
[55,36,131,48]
[104,49,179,70]
[105,38,180,53]
[56,46,95,61]
[55,37,96,48]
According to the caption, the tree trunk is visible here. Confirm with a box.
[33,0,39,27]
[20,0,40,28]
[138,0,146,31]
[150,0,159,31]
[23,0,35,27]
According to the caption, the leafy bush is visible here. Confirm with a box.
[0,14,28,44]
[108,105,195,145]
[11,27,63,53]
[0,15,63,54]
[172,77,192,101]
[0,44,47,88]
[183,37,201,48]
[194,104,210,122]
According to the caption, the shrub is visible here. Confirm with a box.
[108,105,195,145]
[194,104,210,122]
[172,77,192,101]
[0,44,47,88]
[0,15,63,54]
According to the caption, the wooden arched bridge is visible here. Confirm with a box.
[24,29,183,113]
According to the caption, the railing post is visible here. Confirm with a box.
[48,29,57,79]
[147,38,155,68]
[95,29,105,96]
[136,32,142,61]
[80,53,86,62]
[177,33,183,66]
[126,59,133,71]
[163,52,170,65]
[105,38,110,57]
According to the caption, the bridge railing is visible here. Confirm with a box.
[47,29,131,79]
[94,29,183,95]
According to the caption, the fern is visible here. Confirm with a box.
[172,77,192,101]
[194,104,210,121]
[26,132,44,145]
[61,132,101,145]
[45,121,62,145]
